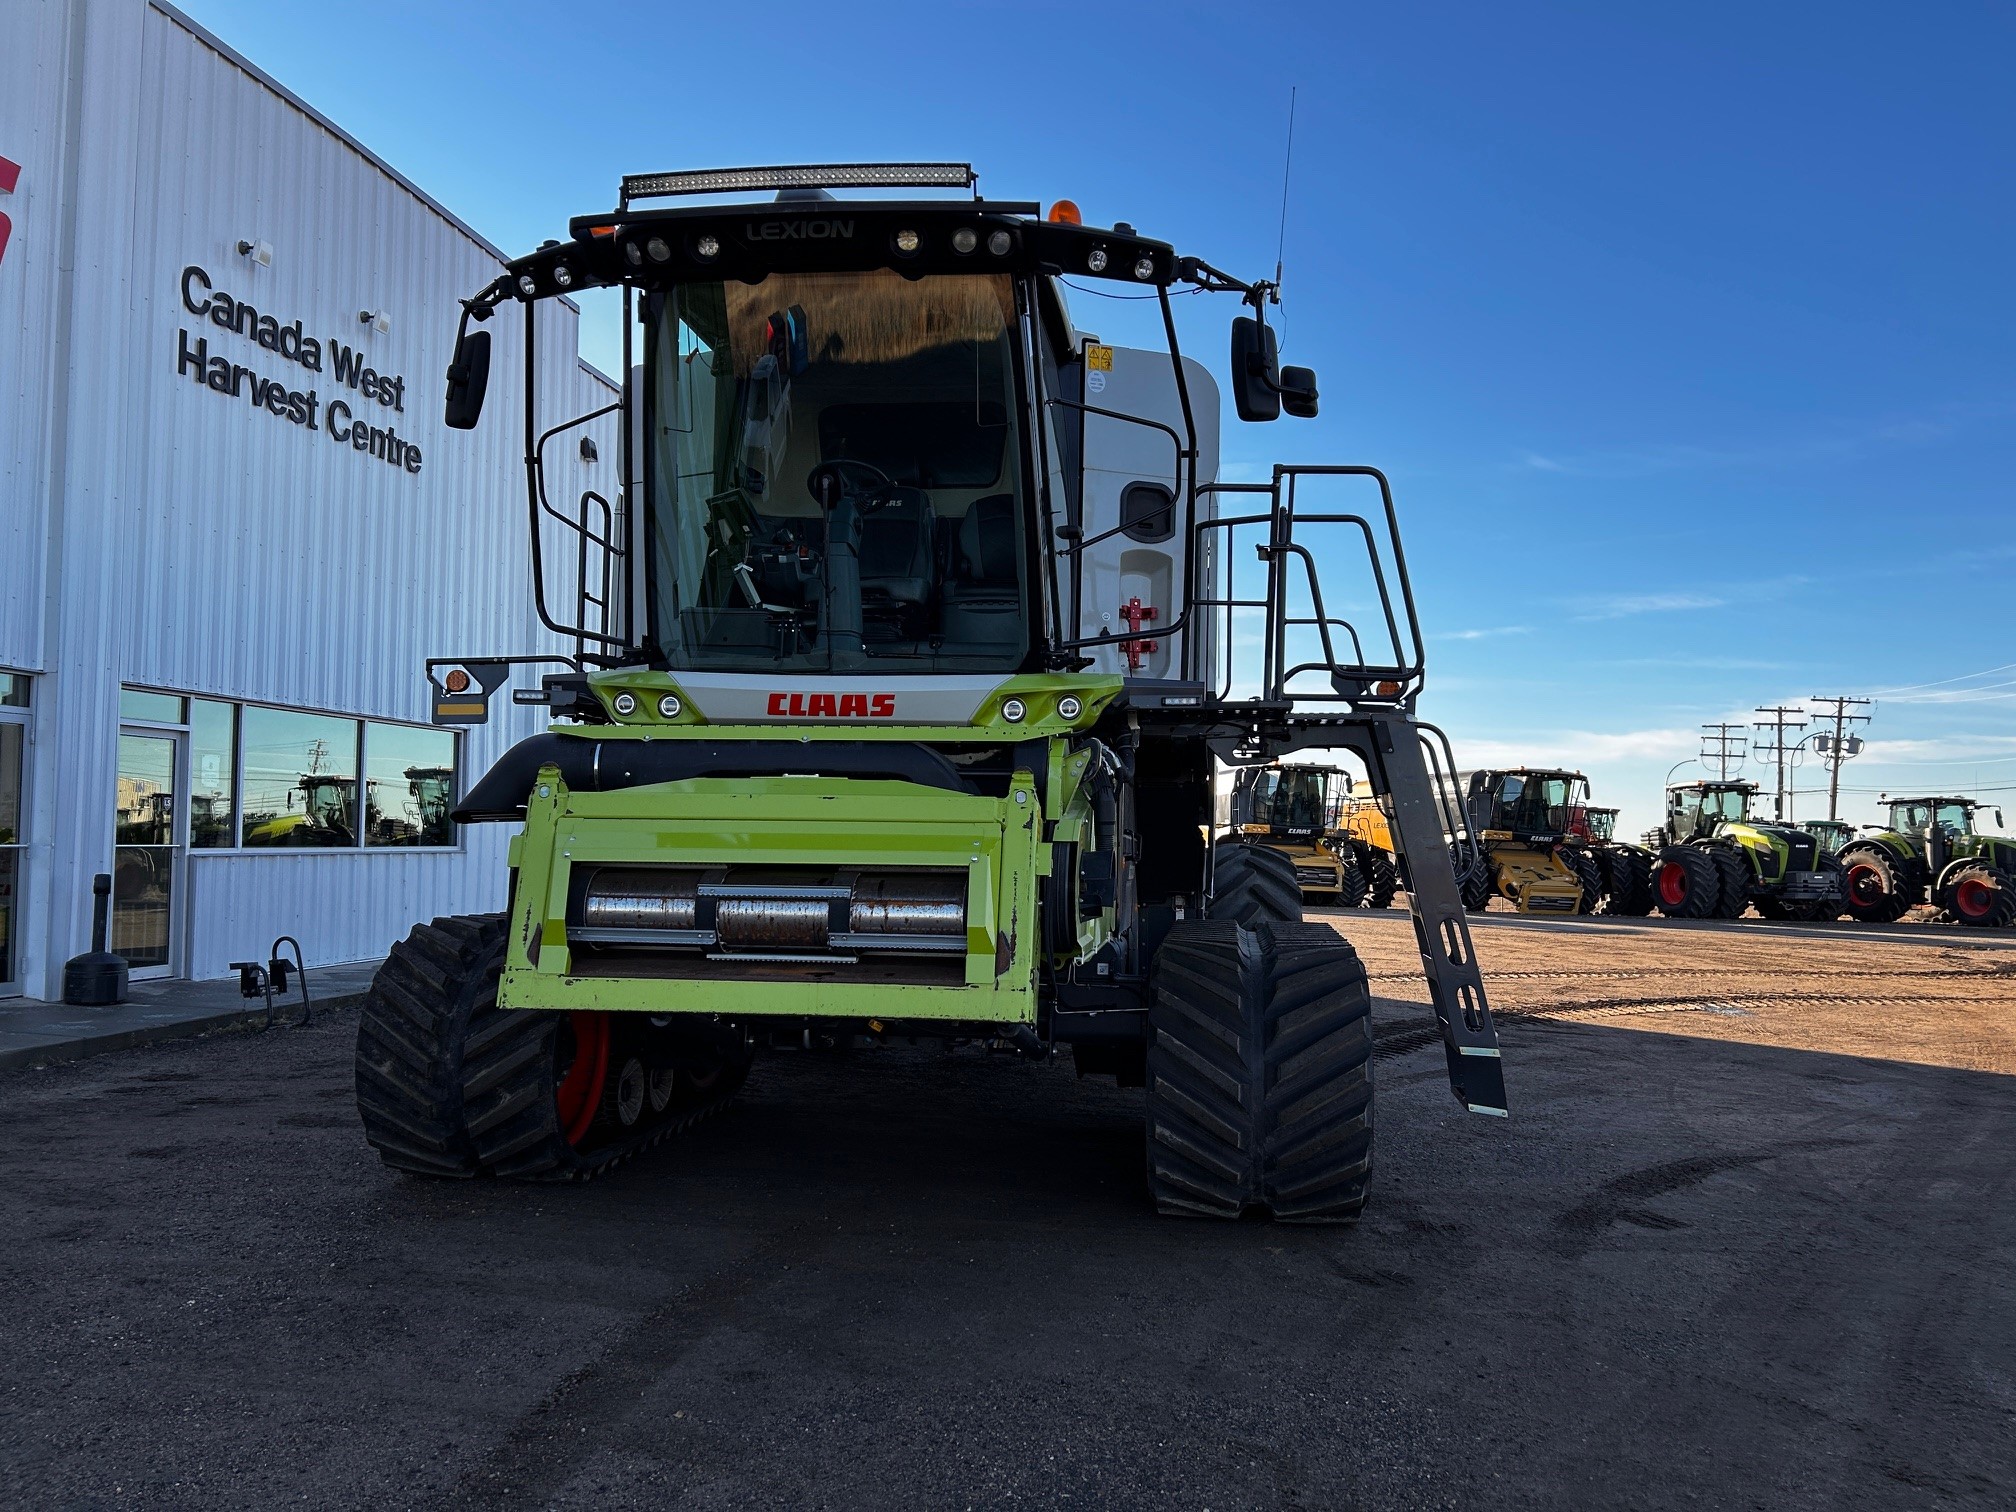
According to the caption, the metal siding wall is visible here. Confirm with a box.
[16,0,623,990]
[0,0,72,669]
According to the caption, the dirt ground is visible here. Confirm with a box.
[2,909,2013,1510]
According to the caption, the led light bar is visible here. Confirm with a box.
[621,162,976,202]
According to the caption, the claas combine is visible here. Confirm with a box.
[353,163,1502,1222]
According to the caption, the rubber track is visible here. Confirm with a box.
[1146,921,1373,1223]
[355,914,508,1177]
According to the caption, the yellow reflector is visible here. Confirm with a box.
[1047,199,1082,225]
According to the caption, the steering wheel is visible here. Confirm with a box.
[806,459,893,511]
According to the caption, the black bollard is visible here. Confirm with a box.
[62,873,130,1006]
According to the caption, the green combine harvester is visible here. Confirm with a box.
[353,163,1502,1221]
[1837,796,2015,927]
[1648,779,1845,921]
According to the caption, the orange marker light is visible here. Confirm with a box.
[445,669,471,694]
[1047,200,1083,226]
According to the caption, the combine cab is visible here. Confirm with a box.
[352,164,1504,1222]
[1839,796,2015,927]
[1648,781,1844,922]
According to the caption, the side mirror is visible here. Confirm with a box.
[1229,315,1280,422]
[444,327,492,431]
[1279,364,1319,419]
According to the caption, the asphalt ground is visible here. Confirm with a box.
[3,912,2013,1510]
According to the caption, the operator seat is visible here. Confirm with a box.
[857,486,935,640]
[938,494,1021,653]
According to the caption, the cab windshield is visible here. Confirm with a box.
[1893,801,1973,835]
[645,271,1032,673]
[1250,769,1330,830]
[1494,774,1576,833]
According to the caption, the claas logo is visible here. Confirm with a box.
[767,692,896,718]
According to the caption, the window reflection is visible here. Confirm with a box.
[120,688,186,723]
[240,708,359,848]
[364,723,457,847]
[115,734,176,845]
[189,699,237,849]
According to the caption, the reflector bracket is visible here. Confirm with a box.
[621,162,977,202]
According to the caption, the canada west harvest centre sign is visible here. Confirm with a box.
[174,264,425,474]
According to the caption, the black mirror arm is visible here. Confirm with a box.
[1177,256,1280,310]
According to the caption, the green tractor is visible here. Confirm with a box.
[351,163,1504,1223]
[1648,780,1845,921]
[1837,796,2016,927]
[1804,817,1855,857]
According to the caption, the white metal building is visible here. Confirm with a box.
[1,0,618,997]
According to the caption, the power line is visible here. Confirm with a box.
[1807,694,1873,821]
[1753,705,1809,821]
[1865,661,2016,696]
[1699,722,1746,780]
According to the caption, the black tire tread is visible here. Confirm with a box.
[1941,863,2016,928]
[1146,921,1373,1224]
[1653,846,1721,919]
[1839,842,1924,924]
[1600,847,1655,916]
[1707,844,1752,919]
[1354,844,1400,909]
[1209,842,1305,925]
[1561,848,1603,914]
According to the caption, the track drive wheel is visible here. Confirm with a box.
[1600,847,1655,916]
[1353,844,1400,909]
[1706,845,1752,919]
[1941,864,2016,928]
[1838,844,1923,924]
[1560,847,1603,914]
[1653,846,1721,919]
[1146,920,1373,1223]
[1208,842,1305,925]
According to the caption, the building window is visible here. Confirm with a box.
[120,688,186,723]
[240,708,360,848]
[189,699,237,849]
[364,722,457,847]
[1,674,28,994]
[119,686,459,852]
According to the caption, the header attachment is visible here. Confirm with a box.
[621,162,977,205]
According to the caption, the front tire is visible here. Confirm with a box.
[1600,847,1655,916]
[1146,920,1374,1223]
[1941,864,2016,927]
[1560,848,1603,914]
[1208,842,1305,925]
[1707,845,1752,919]
[1452,844,1493,913]
[1839,843,1924,924]
[1353,844,1400,909]
[1653,846,1721,919]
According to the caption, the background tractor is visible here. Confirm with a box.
[1805,818,1855,857]
[1450,768,1603,914]
[1647,780,1844,921]
[352,163,1504,1224]
[1838,796,2015,927]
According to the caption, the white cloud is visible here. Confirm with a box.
[1436,625,1532,641]
[1453,726,1699,769]
[1570,591,1726,620]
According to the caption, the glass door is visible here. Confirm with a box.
[114,731,184,978]
[0,700,26,996]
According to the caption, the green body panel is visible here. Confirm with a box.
[1718,821,1794,884]
[496,714,1102,1023]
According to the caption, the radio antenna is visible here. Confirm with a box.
[1274,86,1298,292]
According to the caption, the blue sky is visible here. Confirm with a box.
[180,0,2016,836]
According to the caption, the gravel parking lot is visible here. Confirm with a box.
[4,912,2013,1510]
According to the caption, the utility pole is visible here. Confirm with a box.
[1699,723,1747,781]
[1808,695,1873,821]
[1753,706,1809,821]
